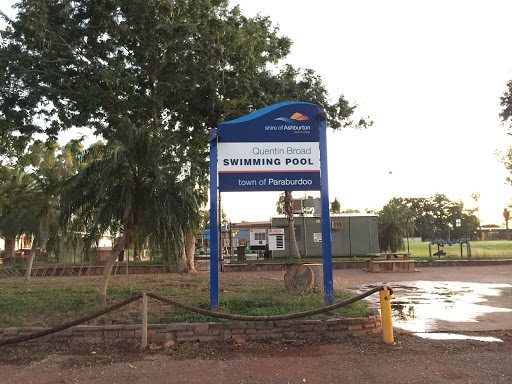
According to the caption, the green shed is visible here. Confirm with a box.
[270,214,378,258]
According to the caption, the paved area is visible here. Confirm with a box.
[220,264,512,333]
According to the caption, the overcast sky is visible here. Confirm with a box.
[2,1,512,225]
[223,0,512,225]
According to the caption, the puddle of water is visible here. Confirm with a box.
[356,281,512,333]
[415,333,503,342]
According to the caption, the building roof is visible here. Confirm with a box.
[271,213,378,219]
[232,221,272,230]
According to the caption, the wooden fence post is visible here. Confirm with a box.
[141,292,148,349]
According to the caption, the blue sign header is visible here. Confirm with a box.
[218,102,319,143]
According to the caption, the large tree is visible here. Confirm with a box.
[61,126,199,306]
[1,1,369,294]
[396,195,480,241]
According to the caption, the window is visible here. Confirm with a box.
[254,232,266,241]
[331,221,343,230]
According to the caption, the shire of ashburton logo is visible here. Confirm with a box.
[275,112,309,124]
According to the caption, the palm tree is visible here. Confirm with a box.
[378,198,415,253]
[0,142,75,283]
[60,126,199,307]
[0,167,54,283]
[0,168,34,264]
[283,191,301,259]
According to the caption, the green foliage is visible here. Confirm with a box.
[397,194,480,241]
[378,198,415,253]
[1,0,369,272]
[276,192,286,215]
[500,79,512,129]
[0,0,367,148]
[331,197,341,214]
[60,125,199,264]
[0,141,81,259]
[341,209,360,214]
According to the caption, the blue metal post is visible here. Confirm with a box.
[209,129,219,309]
[318,109,334,305]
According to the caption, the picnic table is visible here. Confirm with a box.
[365,252,418,273]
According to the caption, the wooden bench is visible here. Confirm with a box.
[364,253,418,273]
[380,252,411,260]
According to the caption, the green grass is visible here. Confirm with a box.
[0,274,371,328]
[153,288,371,324]
[405,240,512,259]
[228,241,512,263]
[0,280,99,327]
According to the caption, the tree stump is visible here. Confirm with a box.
[305,263,324,293]
[284,264,314,295]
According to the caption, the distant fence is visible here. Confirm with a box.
[0,261,210,278]
[402,237,422,243]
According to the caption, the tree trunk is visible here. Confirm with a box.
[5,238,14,261]
[133,242,141,261]
[95,232,129,308]
[507,221,510,241]
[176,232,188,273]
[185,231,197,272]
[284,191,301,259]
[24,246,37,284]
[177,248,187,273]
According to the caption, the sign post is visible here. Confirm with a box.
[210,102,334,308]
[209,129,219,309]
[318,109,334,304]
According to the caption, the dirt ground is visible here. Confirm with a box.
[2,264,512,384]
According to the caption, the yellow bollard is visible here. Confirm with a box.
[379,286,395,344]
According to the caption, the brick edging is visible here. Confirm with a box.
[0,316,382,345]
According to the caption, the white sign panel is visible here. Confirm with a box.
[268,228,285,251]
[250,229,267,246]
[314,233,322,243]
[218,142,320,172]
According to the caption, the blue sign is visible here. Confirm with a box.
[209,101,334,309]
[217,102,320,192]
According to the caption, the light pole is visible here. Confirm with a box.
[406,216,410,253]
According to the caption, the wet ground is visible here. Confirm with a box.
[3,265,512,383]
[357,281,512,341]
